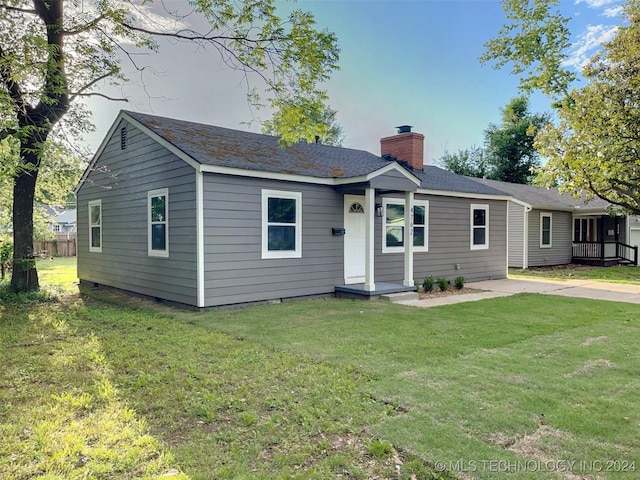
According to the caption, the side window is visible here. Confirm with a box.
[382,199,429,253]
[262,190,302,259]
[413,201,429,252]
[470,204,489,250]
[540,213,552,248]
[384,201,405,252]
[148,189,169,257]
[89,200,102,252]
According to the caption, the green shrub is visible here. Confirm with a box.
[367,439,393,459]
[0,238,12,280]
[454,276,465,290]
[422,275,434,293]
[436,277,449,292]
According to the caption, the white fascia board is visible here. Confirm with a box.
[74,111,127,193]
[122,112,201,170]
[509,197,532,210]
[74,110,200,193]
[530,204,575,212]
[199,161,421,187]
[362,162,421,185]
[199,164,337,185]
[416,188,510,201]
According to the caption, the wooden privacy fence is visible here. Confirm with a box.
[34,232,77,257]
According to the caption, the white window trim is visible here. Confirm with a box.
[148,188,169,258]
[540,212,553,248]
[382,198,429,254]
[88,199,102,253]
[470,204,489,250]
[261,189,302,259]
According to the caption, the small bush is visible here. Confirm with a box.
[367,439,393,459]
[422,275,434,293]
[0,282,56,304]
[454,276,465,290]
[436,277,449,292]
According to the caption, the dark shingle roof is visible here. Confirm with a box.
[125,111,508,196]
[468,177,610,210]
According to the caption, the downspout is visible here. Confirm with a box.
[523,204,532,269]
[196,169,205,308]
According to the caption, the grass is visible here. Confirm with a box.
[509,264,640,284]
[0,260,441,479]
[3,258,640,479]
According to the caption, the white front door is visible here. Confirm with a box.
[631,229,640,249]
[344,195,366,284]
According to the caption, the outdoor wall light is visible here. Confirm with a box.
[375,204,383,217]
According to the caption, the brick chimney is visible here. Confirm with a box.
[380,125,425,171]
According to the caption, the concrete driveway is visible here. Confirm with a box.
[468,277,640,304]
[395,277,640,308]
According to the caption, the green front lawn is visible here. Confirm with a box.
[510,264,640,284]
[2,259,639,479]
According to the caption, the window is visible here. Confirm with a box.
[53,224,61,232]
[540,213,552,248]
[382,198,429,253]
[88,199,102,252]
[262,190,302,259]
[574,218,596,242]
[470,204,489,250]
[148,189,169,257]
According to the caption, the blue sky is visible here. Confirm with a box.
[85,0,625,165]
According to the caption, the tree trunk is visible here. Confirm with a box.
[10,146,40,291]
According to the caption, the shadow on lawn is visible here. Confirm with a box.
[1,289,451,479]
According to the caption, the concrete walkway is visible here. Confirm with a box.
[395,277,640,308]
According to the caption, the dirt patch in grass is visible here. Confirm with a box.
[581,336,609,346]
[418,287,483,300]
[564,359,616,378]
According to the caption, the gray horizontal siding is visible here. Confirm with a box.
[202,174,344,307]
[77,119,198,305]
[528,209,572,267]
[376,194,507,283]
[508,201,525,268]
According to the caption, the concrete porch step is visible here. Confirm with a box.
[381,291,419,303]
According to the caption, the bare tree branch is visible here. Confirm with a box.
[71,92,129,102]
[63,14,107,36]
[0,3,36,14]
[69,71,117,103]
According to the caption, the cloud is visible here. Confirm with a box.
[575,0,617,7]
[603,5,624,17]
[564,24,619,69]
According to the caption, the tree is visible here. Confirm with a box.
[0,0,339,291]
[437,146,488,177]
[482,0,640,213]
[484,95,550,184]
[437,96,548,184]
[261,104,345,146]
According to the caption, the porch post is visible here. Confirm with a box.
[364,187,376,291]
[403,190,415,287]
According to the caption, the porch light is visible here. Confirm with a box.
[375,204,384,217]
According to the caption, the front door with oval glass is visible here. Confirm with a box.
[344,195,366,284]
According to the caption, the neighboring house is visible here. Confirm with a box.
[470,178,637,268]
[51,209,77,233]
[75,111,510,309]
[43,206,77,233]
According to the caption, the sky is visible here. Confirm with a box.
[85,0,626,166]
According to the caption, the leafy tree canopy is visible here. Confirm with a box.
[483,0,640,214]
[485,95,550,184]
[437,96,548,184]
[261,104,345,146]
[0,0,340,291]
[437,146,488,178]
